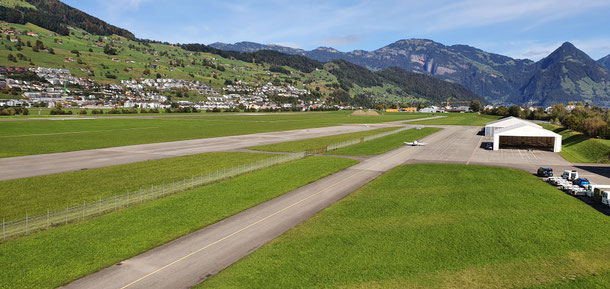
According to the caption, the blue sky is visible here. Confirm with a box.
[62,0,610,61]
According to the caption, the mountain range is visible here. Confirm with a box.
[2,0,609,107]
[210,40,610,107]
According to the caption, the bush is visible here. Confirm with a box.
[50,108,73,115]
[79,109,88,115]
[91,109,104,115]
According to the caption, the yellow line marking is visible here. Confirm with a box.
[121,169,368,289]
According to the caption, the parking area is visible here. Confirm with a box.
[405,126,610,185]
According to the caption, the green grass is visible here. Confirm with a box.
[328,127,442,156]
[0,156,358,289]
[542,124,610,163]
[0,111,432,158]
[0,0,37,9]
[248,127,400,153]
[408,113,502,126]
[530,271,610,289]
[0,152,278,220]
[200,164,610,289]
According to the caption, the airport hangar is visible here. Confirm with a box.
[485,117,562,152]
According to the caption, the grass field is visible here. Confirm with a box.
[0,156,357,289]
[0,152,279,220]
[408,113,501,126]
[328,127,442,156]
[0,111,431,158]
[249,127,400,153]
[543,124,610,163]
[200,164,610,288]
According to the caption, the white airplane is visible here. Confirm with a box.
[404,140,427,146]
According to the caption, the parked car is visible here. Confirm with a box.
[484,143,493,150]
[602,191,610,206]
[537,167,553,177]
[561,170,578,181]
[586,185,610,198]
[573,178,590,187]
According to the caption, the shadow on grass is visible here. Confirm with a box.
[563,134,589,147]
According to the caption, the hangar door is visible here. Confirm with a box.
[498,136,555,151]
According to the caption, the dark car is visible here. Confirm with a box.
[537,167,553,177]
[573,178,590,187]
[484,143,493,150]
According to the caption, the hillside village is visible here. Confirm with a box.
[0,65,332,111]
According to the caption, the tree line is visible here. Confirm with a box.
[0,0,135,39]
[471,101,610,139]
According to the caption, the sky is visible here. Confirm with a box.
[62,0,610,61]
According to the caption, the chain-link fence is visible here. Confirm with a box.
[1,126,407,241]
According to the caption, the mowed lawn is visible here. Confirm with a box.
[0,156,358,289]
[543,124,610,163]
[0,111,431,157]
[200,164,610,289]
[249,127,399,153]
[408,113,501,126]
[0,152,278,220]
[329,127,442,156]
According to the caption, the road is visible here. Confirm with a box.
[61,134,425,289]
[0,123,398,181]
[51,124,610,288]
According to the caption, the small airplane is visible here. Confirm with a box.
[404,140,427,146]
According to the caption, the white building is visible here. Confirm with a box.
[486,117,562,152]
[485,116,540,137]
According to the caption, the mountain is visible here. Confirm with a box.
[519,42,610,106]
[211,39,610,107]
[211,39,537,103]
[209,41,305,55]
[599,54,610,71]
[0,2,481,108]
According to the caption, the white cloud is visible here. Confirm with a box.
[319,35,363,47]
[499,39,610,61]
[418,0,610,33]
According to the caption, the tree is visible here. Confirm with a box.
[562,114,580,130]
[103,44,117,55]
[47,47,55,54]
[550,104,567,120]
[469,100,482,112]
[71,49,80,56]
[578,117,606,138]
[7,53,16,62]
[508,105,523,118]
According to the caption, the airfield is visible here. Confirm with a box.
[1,112,609,289]
[61,121,609,288]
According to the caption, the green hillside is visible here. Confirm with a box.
[0,17,480,106]
[201,164,610,288]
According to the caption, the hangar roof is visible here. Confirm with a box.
[485,116,541,128]
[495,123,561,138]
